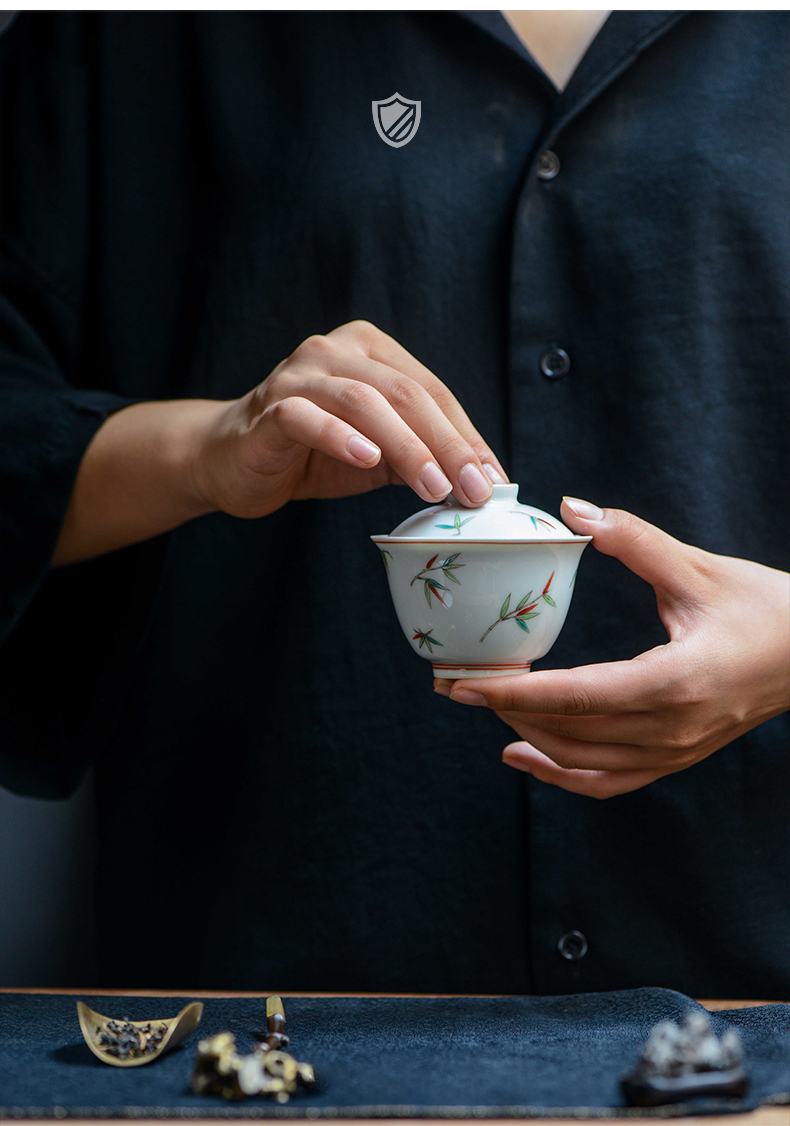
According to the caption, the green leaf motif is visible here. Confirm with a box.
[436,517,474,535]
[413,630,444,653]
[500,594,511,618]
[516,619,530,632]
[516,590,534,610]
[424,584,432,607]
[445,570,461,585]
[543,594,557,607]
[518,612,539,620]
[427,579,448,591]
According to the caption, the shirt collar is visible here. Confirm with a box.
[456,11,687,122]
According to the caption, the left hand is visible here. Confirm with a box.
[435,498,790,798]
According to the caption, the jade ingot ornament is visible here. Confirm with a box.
[372,484,590,678]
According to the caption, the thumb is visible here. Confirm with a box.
[560,497,697,594]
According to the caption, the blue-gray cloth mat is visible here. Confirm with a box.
[1,989,788,1118]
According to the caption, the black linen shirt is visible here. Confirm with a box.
[1,12,788,996]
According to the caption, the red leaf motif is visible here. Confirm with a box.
[517,602,539,616]
[426,554,439,569]
[537,518,555,529]
[543,571,555,595]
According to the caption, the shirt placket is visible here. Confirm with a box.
[479,11,688,993]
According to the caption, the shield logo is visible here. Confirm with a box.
[372,93,422,148]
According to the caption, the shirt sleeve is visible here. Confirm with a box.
[0,16,150,797]
[0,253,135,646]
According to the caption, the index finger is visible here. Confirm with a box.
[446,647,674,716]
[330,320,509,484]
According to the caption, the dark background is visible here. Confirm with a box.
[0,776,97,985]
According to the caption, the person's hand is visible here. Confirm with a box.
[191,320,506,519]
[54,320,507,566]
[435,498,790,798]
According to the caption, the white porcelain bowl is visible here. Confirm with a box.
[372,485,590,678]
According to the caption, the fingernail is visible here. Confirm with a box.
[503,752,531,773]
[450,688,487,706]
[458,463,493,504]
[563,496,604,521]
[347,434,380,464]
[482,463,507,484]
[420,462,452,500]
[503,742,537,766]
[433,680,451,697]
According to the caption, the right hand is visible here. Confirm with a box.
[191,319,507,519]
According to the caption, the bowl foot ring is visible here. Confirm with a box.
[432,662,532,679]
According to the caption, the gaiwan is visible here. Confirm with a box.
[371,484,590,679]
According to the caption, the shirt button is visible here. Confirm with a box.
[557,930,588,961]
[539,347,571,379]
[537,150,561,180]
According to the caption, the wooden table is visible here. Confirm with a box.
[4,989,787,1126]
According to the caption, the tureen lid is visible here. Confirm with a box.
[376,484,587,542]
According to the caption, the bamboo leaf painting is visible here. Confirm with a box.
[435,513,475,535]
[410,551,465,607]
[412,628,444,654]
[480,570,557,643]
